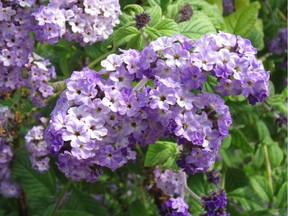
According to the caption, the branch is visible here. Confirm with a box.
[181,171,202,202]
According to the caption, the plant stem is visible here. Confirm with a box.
[133,77,149,92]
[51,181,73,216]
[88,48,116,68]
[263,145,273,193]
[182,172,202,202]
[140,29,151,45]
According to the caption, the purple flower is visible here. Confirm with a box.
[202,189,230,216]
[160,197,191,216]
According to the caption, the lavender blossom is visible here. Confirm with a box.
[32,0,121,45]
[159,197,191,216]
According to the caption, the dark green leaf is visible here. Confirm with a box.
[230,128,253,152]
[56,210,94,216]
[225,168,249,193]
[254,145,264,168]
[128,199,148,216]
[250,175,273,202]
[12,153,56,196]
[228,187,264,211]
[63,188,107,216]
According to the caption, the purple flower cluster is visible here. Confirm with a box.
[159,197,191,216]
[25,118,50,173]
[33,0,121,45]
[0,107,20,198]
[202,190,230,216]
[268,28,287,55]
[154,166,184,197]
[193,32,270,105]
[25,53,56,107]
[45,33,268,181]
[0,1,56,107]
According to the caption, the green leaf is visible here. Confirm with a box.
[124,4,144,14]
[221,134,231,149]
[266,89,288,114]
[147,0,160,6]
[43,204,56,216]
[159,0,171,12]
[144,141,178,168]
[127,33,145,50]
[256,120,273,144]
[224,2,260,37]
[246,19,264,50]
[144,26,161,40]
[146,5,162,27]
[276,181,288,208]
[251,209,280,216]
[268,143,284,167]
[230,128,253,152]
[202,75,218,93]
[63,188,107,216]
[225,168,249,193]
[113,26,140,47]
[234,0,250,10]
[178,11,216,39]
[12,153,56,196]
[219,148,242,167]
[250,175,273,202]
[154,19,179,36]
[128,199,148,216]
[56,210,94,216]
[228,187,264,211]
[254,145,265,168]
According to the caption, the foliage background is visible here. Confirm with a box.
[0,0,287,215]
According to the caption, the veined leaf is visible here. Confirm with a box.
[224,2,260,37]
[144,141,178,168]
[146,5,162,27]
[63,188,107,216]
[229,187,264,211]
[113,26,140,47]
[154,19,179,36]
[276,181,288,208]
[268,143,284,167]
[179,11,216,39]
[12,153,56,196]
[250,175,273,203]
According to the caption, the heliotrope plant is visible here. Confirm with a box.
[0,0,286,216]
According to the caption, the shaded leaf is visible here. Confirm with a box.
[250,175,273,202]
[12,153,56,196]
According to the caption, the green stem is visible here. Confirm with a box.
[140,29,151,45]
[88,48,117,68]
[133,77,149,92]
[182,172,202,202]
[52,181,73,216]
[263,145,273,193]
